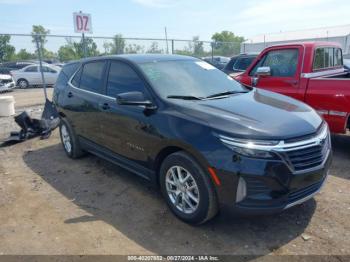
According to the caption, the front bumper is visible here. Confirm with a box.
[0,82,15,92]
[212,145,332,215]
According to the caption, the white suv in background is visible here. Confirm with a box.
[11,64,61,88]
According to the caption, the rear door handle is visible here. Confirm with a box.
[101,103,110,110]
[67,92,73,98]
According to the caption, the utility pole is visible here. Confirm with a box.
[80,10,87,58]
[164,27,169,54]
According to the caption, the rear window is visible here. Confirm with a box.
[313,47,343,70]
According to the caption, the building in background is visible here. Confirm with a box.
[241,24,350,54]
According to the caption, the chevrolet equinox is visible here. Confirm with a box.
[53,55,332,224]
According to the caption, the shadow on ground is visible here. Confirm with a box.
[23,143,316,255]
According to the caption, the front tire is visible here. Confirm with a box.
[159,151,218,224]
[17,79,29,89]
[59,118,85,158]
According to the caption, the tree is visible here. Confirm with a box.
[0,35,16,62]
[111,34,126,54]
[16,49,34,60]
[125,43,144,54]
[192,36,204,57]
[31,25,50,49]
[147,41,163,54]
[57,37,99,61]
[211,31,244,56]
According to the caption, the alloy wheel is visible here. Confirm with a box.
[165,166,200,214]
[61,124,72,153]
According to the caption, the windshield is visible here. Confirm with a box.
[139,60,247,99]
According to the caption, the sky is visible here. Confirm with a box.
[0,0,349,52]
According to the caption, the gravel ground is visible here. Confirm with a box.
[0,89,349,259]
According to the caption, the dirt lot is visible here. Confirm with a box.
[0,89,349,257]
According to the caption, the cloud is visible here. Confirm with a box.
[132,0,179,8]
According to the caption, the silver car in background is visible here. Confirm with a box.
[11,64,61,88]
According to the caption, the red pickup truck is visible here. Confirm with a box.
[235,42,350,134]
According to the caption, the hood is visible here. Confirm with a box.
[172,89,322,140]
[0,74,12,80]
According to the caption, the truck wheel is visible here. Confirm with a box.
[17,79,29,89]
[59,118,85,158]
[159,151,218,224]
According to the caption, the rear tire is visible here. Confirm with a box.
[17,79,29,89]
[59,118,85,159]
[159,151,218,224]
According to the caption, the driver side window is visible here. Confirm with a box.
[106,61,145,97]
[250,49,299,77]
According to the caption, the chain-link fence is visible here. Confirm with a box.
[0,33,242,64]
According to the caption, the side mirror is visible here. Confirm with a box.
[252,66,271,87]
[256,66,271,77]
[116,91,156,110]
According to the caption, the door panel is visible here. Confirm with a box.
[63,60,108,145]
[99,60,157,166]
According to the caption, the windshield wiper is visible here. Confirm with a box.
[206,90,248,99]
[167,95,204,100]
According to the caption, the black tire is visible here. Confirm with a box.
[159,151,218,224]
[59,117,85,158]
[17,79,29,89]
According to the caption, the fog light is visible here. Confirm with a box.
[236,177,247,203]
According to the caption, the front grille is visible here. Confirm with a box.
[284,135,329,172]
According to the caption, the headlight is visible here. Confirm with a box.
[216,134,280,159]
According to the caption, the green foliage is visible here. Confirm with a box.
[125,43,144,54]
[211,31,244,56]
[31,25,50,49]
[192,36,204,57]
[147,42,163,54]
[16,49,34,60]
[0,35,16,62]
[58,37,99,62]
[102,34,126,55]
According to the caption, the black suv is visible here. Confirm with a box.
[53,55,331,224]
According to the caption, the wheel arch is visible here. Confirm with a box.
[153,144,212,187]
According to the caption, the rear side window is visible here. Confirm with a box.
[25,66,38,72]
[250,49,299,77]
[79,61,106,93]
[313,47,343,70]
[56,63,79,88]
[62,63,80,78]
[106,61,145,97]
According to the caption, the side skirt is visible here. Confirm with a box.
[79,137,157,185]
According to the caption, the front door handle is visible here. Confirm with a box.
[101,103,110,110]
[67,92,73,98]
